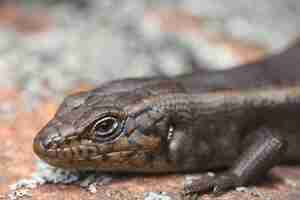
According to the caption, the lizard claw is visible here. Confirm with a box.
[184,172,240,196]
[183,174,215,194]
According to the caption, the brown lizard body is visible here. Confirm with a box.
[33,41,300,195]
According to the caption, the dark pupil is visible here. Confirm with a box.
[93,117,118,136]
[98,120,114,132]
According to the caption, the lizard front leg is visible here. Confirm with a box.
[184,127,287,195]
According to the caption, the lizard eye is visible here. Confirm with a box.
[92,116,119,140]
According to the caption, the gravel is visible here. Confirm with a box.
[9,159,117,197]
[1,0,299,106]
[144,192,173,200]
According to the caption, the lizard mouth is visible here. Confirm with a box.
[33,121,163,171]
[34,136,116,160]
[34,135,150,163]
[34,137,155,171]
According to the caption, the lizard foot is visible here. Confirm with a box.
[184,172,240,196]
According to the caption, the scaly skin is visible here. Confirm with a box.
[33,41,300,195]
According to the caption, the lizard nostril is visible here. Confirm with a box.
[41,138,54,149]
[33,125,62,155]
[33,134,62,159]
[43,135,62,150]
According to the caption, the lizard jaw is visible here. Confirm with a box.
[33,130,163,171]
[34,136,161,172]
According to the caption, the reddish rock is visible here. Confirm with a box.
[0,87,300,200]
[0,2,52,34]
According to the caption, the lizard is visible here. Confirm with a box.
[33,40,300,195]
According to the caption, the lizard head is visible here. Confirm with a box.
[33,87,176,172]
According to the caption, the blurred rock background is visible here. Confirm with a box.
[1,0,300,199]
[1,0,300,103]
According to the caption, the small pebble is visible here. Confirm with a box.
[9,179,38,190]
[8,189,32,200]
[236,186,248,193]
[249,190,264,198]
[88,183,98,194]
[283,178,298,188]
[144,192,173,200]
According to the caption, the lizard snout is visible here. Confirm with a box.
[33,118,77,159]
[33,125,62,158]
